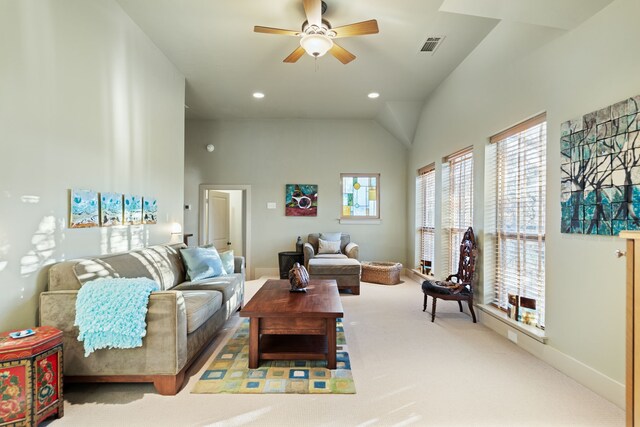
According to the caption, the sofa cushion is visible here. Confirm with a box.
[308,258,361,275]
[71,244,185,291]
[219,250,235,275]
[174,273,243,304]
[182,290,223,334]
[180,247,225,281]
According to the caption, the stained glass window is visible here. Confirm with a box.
[340,174,380,219]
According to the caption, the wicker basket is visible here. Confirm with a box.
[361,262,403,285]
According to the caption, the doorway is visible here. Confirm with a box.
[199,184,252,279]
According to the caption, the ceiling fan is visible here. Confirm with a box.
[254,0,379,64]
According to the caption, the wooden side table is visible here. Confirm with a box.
[278,251,304,279]
[0,326,63,426]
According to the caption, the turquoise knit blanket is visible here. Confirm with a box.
[75,277,160,357]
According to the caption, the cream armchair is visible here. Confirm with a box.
[303,233,359,268]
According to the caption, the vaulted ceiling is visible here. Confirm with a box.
[116,0,614,145]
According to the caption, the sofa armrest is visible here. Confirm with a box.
[233,256,245,275]
[345,242,359,260]
[303,243,315,268]
[39,290,189,376]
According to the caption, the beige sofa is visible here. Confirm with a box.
[39,243,244,395]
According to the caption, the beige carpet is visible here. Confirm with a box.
[48,276,624,426]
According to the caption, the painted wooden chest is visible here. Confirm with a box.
[0,326,63,426]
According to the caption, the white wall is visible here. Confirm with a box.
[0,0,185,331]
[408,0,639,406]
[185,119,408,279]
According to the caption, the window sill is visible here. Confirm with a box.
[410,269,434,281]
[338,218,381,225]
[477,304,548,344]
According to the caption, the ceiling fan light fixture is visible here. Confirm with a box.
[300,34,333,58]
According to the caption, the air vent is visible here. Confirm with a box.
[420,36,445,54]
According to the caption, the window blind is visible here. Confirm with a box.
[487,114,546,328]
[416,164,435,275]
[442,148,474,275]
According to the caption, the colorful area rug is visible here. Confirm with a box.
[191,318,355,394]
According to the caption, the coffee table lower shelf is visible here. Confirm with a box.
[259,334,329,362]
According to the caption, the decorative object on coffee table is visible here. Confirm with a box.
[361,262,403,285]
[0,326,64,426]
[288,262,309,292]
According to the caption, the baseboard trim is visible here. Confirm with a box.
[478,310,625,409]
[254,268,279,278]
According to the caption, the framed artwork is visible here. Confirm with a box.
[560,95,640,235]
[143,197,158,224]
[285,184,318,217]
[340,173,380,219]
[69,189,99,228]
[124,194,143,225]
[100,192,123,226]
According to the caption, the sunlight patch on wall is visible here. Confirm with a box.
[20,215,57,276]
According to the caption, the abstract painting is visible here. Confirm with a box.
[143,197,158,224]
[561,95,640,235]
[124,194,143,225]
[70,189,99,228]
[100,192,123,226]
[285,184,318,217]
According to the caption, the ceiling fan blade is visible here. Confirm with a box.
[254,26,300,36]
[329,43,356,64]
[303,0,322,27]
[283,46,306,63]
[332,20,379,38]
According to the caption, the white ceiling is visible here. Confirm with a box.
[116,0,613,143]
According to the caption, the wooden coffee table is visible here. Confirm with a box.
[240,279,344,369]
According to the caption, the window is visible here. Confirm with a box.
[340,174,380,219]
[416,165,435,275]
[486,113,546,329]
[442,148,473,275]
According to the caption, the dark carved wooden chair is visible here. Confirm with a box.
[421,227,478,323]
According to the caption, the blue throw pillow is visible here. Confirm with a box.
[181,247,225,281]
[219,250,235,275]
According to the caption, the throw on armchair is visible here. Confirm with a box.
[303,233,359,268]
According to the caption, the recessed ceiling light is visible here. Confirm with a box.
[368,92,380,99]
[253,92,265,99]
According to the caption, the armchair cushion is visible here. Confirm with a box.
[319,232,342,242]
[318,238,341,254]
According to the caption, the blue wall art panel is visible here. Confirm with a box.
[124,194,143,225]
[561,95,640,235]
[70,189,99,228]
[100,192,123,226]
[143,197,158,224]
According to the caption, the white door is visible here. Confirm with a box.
[208,191,230,251]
